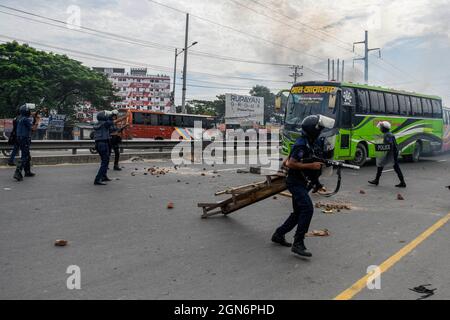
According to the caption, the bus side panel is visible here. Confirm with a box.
[443,115,450,152]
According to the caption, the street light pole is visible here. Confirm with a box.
[181,13,189,114]
[172,48,178,113]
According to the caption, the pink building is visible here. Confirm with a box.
[93,67,172,113]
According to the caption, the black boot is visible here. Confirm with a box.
[291,237,312,257]
[25,171,36,177]
[13,169,23,181]
[369,167,383,186]
[94,180,107,185]
[102,176,112,182]
[271,232,292,247]
[396,181,406,188]
[113,166,122,171]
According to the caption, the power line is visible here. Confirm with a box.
[230,0,354,53]
[247,0,355,50]
[0,6,313,70]
[0,35,292,86]
[146,0,328,76]
[247,0,420,82]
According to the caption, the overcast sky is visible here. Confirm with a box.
[0,0,449,105]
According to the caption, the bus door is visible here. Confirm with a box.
[337,88,355,158]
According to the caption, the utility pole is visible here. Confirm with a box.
[172,48,178,112]
[328,59,330,81]
[337,59,340,82]
[290,65,303,84]
[353,30,381,84]
[181,13,189,114]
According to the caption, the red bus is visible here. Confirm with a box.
[118,109,216,140]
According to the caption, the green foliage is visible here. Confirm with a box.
[0,41,117,119]
[250,85,277,123]
[186,94,226,120]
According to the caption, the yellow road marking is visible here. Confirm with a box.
[334,211,450,300]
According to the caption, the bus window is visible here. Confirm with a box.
[183,116,195,128]
[421,99,432,118]
[410,97,422,117]
[150,114,159,126]
[398,95,409,115]
[161,114,171,126]
[356,90,369,114]
[175,115,183,127]
[432,100,442,118]
[385,93,398,114]
[392,94,399,114]
[378,92,386,113]
[133,112,144,125]
[369,91,380,113]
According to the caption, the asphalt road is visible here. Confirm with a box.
[0,154,449,300]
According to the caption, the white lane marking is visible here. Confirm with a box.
[383,169,394,173]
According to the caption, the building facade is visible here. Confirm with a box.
[93,67,172,112]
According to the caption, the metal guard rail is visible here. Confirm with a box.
[0,139,278,152]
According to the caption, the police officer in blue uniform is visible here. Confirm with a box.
[272,115,335,258]
[369,121,406,188]
[93,111,115,185]
[13,104,36,181]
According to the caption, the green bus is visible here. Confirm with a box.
[280,81,444,166]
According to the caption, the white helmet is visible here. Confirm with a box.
[377,121,391,130]
[111,110,119,116]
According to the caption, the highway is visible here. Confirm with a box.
[0,155,449,300]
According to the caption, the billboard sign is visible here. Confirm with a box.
[225,94,264,125]
[48,114,66,133]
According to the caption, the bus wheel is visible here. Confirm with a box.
[404,142,421,162]
[351,143,368,167]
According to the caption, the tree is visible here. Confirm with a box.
[0,42,117,119]
[185,95,226,121]
[249,85,276,123]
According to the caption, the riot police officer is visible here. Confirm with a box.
[110,110,128,171]
[369,121,406,188]
[93,111,114,185]
[272,115,335,258]
[13,104,36,181]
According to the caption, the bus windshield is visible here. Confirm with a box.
[285,89,338,130]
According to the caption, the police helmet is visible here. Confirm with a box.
[19,103,36,116]
[301,115,335,139]
[96,110,111,121]
[111,110,119,116]
[377,121,391,132]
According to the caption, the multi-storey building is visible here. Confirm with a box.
[93,67,172,113]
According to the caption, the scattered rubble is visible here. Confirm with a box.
[54,240,68,247]
[397,194,405,201]
[360,190,366,195]
[148,167,171,176]
[167,202,174,209]
[315,202,352,214]
[130,157,144,162]
[306,229,330,237]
